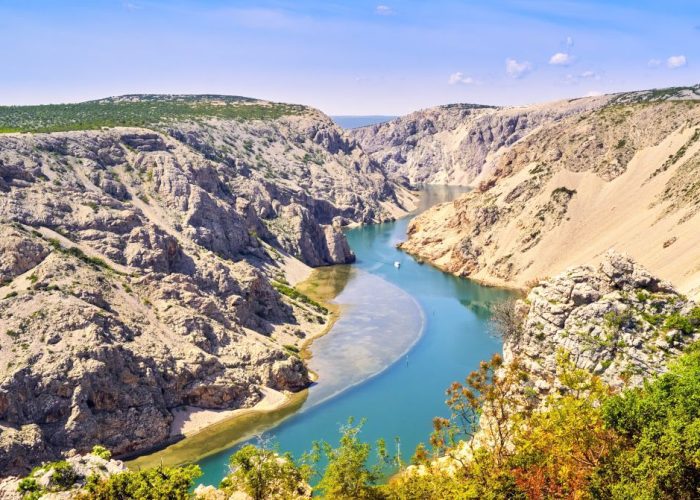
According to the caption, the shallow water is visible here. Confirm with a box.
[130,186,513,485]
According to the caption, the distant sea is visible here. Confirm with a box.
[331,115,397,129]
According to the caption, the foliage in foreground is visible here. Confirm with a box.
[79,465,201,500]
[15,345,700,499]
[387,345,700,499]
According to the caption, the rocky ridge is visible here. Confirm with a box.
[395,89,700,298]
[0,95,412,475]
[351,98,609,186]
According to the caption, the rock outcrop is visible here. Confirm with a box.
[0,95,412,475]
[505,251,700,399]
[0,449,127,499]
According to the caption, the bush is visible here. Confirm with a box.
[489,298,525,342]
[310,419,393,499]
[663,312,694,334]
[221,445,310,500]
[47,460,77,489]
[17,477,40,493]
[597,344,700,499]
[91,445,112,460]
[80,465,201,500]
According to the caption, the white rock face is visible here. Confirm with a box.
[394,91,700,298]
[351,98,609,186]
[505,251,699,399]
[0,99,410,475]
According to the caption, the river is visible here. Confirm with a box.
[130,186,513,486]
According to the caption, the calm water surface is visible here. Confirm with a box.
[190,186,513,485]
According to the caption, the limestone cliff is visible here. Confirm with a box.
[0,95,411,475]
[505,251,699,400]
[394,86,700,299]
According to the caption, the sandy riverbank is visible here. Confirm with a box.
[168,387,288,438]
[125,263,351,469]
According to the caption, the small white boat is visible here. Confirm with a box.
[394,261,401,269]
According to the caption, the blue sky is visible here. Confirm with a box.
[1,0,699,114]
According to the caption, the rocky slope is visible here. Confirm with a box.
[0,95,412,475]
[396,86,700,298]
[351,99,609,186]
[505,251,700,399]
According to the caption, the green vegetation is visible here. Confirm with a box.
[551,186,577,197]
[81,465,201,500]
[609,84,700,105]
[651,127,700,178]
[11,334,700,499]
[384,345,700,499]
[272,281,328,314]
[283,344,301,357]
[47,238,112,271]
[0,95,305,133]
[596,346,700,498]
[220,444,311,500]
[91,445,112,460]
[309,419,394,499]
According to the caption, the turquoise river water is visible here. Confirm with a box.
[195,186,513,486]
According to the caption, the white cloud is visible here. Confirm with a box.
[505,58,533,79]
[667,55,687,68]
[566,36,574,47]
[549,52,573,65]
[648,58,662,68]
[375,5,394,15]
[448,72,476,85]
[580,70,599,79]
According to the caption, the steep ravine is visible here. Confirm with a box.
[0,95,414,475]
[357,86,700,299]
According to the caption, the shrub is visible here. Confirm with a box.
[489,298,525,342]
[310,418,392,500]
[221,445,310,500]
[80,464,201,500]
[91,445,112,460]
[663,312,694,334]
[596,344,700,498]
[47,460,77,489]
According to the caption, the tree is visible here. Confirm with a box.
[427,353,529,497]
[594,344,700,499]
[310,418,392,499]
[80,464,201,500]
[489,298,525,342]
[220,444,311,500]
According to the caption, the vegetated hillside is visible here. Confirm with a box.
[396,86,700,299]
[0,95,413,475]
[0,94,305,133]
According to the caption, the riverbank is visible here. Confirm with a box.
[125,264,349,469]
[127,390,309,470]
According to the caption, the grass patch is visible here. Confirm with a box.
[272,281,328,314]
[47,238,113,271]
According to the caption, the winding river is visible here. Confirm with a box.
[130,186,513,486]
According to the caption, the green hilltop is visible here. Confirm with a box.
[0,94,307,134]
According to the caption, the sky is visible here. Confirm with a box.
[1,0,699,115]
